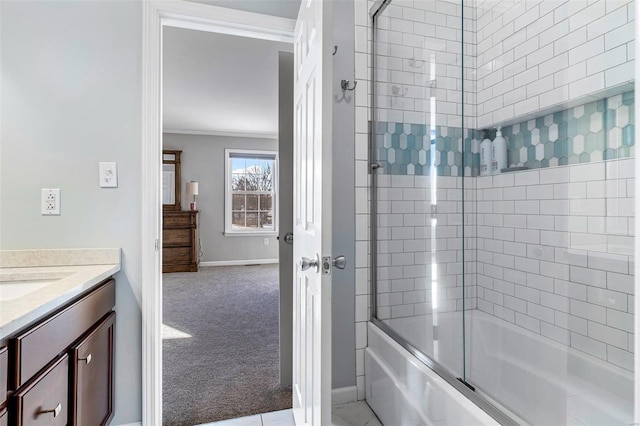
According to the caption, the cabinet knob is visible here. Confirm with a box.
[39,403,62,418]
[79,353,92,364]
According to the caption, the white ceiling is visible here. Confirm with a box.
[187,0,301,20]
[163,27,293,137]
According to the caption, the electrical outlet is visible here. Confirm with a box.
[41,188,61,215]
[263,238,269,245]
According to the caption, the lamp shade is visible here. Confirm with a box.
[186,181,199,196]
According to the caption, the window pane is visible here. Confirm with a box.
[232,174,245,191]
[246,212,258,228]
[246,194,259,210]
[259,194,273,211]
[240,159,274,191]
[257,160,274,191]
[259,212,273,229]
[232,212,245,228]
[232,194,245,211]
[227,151,277,233]
[231,158,246,172]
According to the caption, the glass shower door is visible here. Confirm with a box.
[371,0,473,381]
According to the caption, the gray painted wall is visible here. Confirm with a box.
[0,1,142,423]
[163,133,280,262]
[1,1,357,423]
[278,51,294,387]
[331,0,357,390]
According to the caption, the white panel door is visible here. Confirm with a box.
[292,0,333,425]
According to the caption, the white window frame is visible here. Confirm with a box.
[224,148,278,236]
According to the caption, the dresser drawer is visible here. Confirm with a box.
[163,228,192,246]
[14,355,68,426]
[10,280,115,389]
[163,247,192,264]
[0,347,6,406]
[163,214,193,227]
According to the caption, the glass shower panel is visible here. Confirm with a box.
[372,0,471,379]
[466,1,635,424]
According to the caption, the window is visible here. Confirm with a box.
[225,149,278,235]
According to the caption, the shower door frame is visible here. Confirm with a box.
[367,1,517,424]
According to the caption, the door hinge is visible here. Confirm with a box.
[155,239,159,252]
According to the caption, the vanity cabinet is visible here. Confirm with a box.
[70,312,115,426]
[0,346,7,409]
[0,345,7,426]
[163,210,199,273]
[5,278,115,426]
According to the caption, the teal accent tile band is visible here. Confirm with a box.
[500,91,634,168]
[374,91,633,176]
[374,123,479,177]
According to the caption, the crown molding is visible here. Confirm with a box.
[163,128,278,140]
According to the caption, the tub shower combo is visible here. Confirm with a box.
[365,0,635,424]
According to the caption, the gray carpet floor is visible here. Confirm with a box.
[162,264,291,426]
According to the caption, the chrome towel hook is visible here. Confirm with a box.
[333,45,338,56]
[341,79,357,91]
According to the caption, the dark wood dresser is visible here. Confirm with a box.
[163,210,199,273]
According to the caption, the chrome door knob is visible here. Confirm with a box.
[283,232,294,244]
[300,255,319,272]
[321,255,347,274]
[332,255,346,269]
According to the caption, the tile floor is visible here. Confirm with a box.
[198,402,382,426]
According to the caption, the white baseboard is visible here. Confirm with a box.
[200,259,279,267]
[332,385,358,405]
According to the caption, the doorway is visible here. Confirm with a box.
[159,18,295,426]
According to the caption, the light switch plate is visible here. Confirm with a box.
[99,162,118,188]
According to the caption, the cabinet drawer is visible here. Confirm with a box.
[163,228,192,246]
[0,347,6,407]
[10,280,115,389]
[71,312,115,426]
[0,408,6,426]
[163,247,192,264]
[14,355,68,426]
[163,214,192,227]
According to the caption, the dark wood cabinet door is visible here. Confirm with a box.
[70,312,115,426]
[14,355,68,426]
[11,279,115,389]
[0,346,7,407]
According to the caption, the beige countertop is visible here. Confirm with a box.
[0,248,121,339]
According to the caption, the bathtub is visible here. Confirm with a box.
[367,310,634,425]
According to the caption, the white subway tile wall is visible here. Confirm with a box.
[374,175,476,321]
[370,0,477,129]
[476,0,635,129]
[475,158,635,371]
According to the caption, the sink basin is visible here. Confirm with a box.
[0,280,58,301]
[0,270,74,302]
